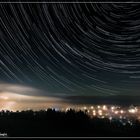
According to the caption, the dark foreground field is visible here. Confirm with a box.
[0,109,140,137]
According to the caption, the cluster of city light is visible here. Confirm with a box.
[128,108,138,114]
[59,105,140,121]
[55,104,140,126]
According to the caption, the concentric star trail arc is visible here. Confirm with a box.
[0,3,140,98]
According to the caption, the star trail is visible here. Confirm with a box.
[1,2,140,109]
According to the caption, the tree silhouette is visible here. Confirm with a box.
[0,109,139,137]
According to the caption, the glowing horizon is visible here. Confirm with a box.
[0,83,72,111]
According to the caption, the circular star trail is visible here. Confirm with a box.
[1,3,140,96]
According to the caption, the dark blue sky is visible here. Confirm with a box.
[1,3,140,105]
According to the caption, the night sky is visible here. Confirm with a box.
[1,2,140,110]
